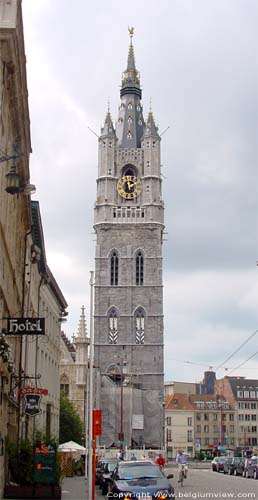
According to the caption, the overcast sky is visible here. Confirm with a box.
[22,0,257,383]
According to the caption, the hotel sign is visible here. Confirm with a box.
[6,318,45,335]
[24,393,42,416]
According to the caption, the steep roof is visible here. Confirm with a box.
[166,393,194,411]
[227,377,258,399]
[31,200,68,309]
[61,331,75,353]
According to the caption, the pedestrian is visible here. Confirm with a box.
[131,453,137,461]
[155,453,165,469]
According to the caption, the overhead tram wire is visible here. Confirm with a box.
[226,348,258,376]
[215,328,258,371]
[166,358,215,369]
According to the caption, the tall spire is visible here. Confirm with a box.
[121,27,141,98]
[116,28,144,148]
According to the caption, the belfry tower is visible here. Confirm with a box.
[94,29,164,448]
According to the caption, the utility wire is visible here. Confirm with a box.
[215,328,258,371]
[166,357,214,369]
[226,349,258,376]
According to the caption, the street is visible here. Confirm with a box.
[62,468,258,499]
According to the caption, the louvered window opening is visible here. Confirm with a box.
[110,251,118,285]
[136,312,144,344]
[136,252,144,285]
[108,312,118,344]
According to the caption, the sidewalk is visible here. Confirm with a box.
[62,476,103,500]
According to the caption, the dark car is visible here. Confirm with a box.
[99,459,118,495]
[245,457,258,479]
[223,457,242,475]
[106,459,174,499]
[215,457,228,472]
[96,460,109,485]
[234,458,246,476]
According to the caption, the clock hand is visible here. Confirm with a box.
[127,181,135,190]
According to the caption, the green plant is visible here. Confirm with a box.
[6,439,33,485]
[59,391,83,444]
[55,452,64,485]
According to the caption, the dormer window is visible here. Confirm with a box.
[128,103,133,110]
[139,119,142,126]
[128,116,132,124]
[127,131,132,139]
[146,127,150,133]
[137,105,141,111]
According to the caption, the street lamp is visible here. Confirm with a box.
[0,144,36,195]
[114,357,127,457]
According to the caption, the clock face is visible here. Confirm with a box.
[117,175,141,199]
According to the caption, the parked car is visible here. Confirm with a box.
[100,460,118,495]
[245,457,258,479]
[96,460,108,485]
[234,458,246,476]
[214,456,228,472]
[224,457,242,475]
[106,459,174,498]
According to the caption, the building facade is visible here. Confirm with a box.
[0,2,67,496]
[216,376,258,450]
[93,30,165,448]
[60,306,90,428]
[165,393,235,458]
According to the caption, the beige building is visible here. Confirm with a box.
[165,393,235,459]
[60,306,90,429]
[165,393,195,459]
[0,1,32,495]
[165,381,197,398]
[0,2,67,497]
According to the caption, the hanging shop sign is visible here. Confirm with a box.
[24,393,42,416]
[6,317,45,335]
[18,387,48,396]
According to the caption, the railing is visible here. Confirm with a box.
[112,207,145,221]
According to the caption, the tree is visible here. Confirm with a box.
[59,391,83,444]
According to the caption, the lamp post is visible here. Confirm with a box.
[119,362,124,456]
[114,356,127,457]
[87,271,94,500]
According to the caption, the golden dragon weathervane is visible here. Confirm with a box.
[128,26,134,39]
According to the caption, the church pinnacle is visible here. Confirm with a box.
[76,305,87,337]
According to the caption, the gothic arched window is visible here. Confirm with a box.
[136,251,144,285]
[110,251,118,286]
[135,308,145,344]
[108,308,118,344]
[60,374,69,396]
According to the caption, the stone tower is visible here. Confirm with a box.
[94,29,164,448]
